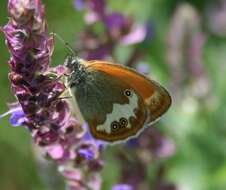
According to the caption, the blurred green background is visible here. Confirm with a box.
[1,0,226,190]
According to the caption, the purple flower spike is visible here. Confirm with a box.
[112,184,133,190]
[3,1,105,190]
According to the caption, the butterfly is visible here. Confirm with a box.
[63,55,171,143]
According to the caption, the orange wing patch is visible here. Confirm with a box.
[86,60,155,99]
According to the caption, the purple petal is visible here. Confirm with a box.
[126,138,139,147]
[58,166,82,181]
[47,144,64,159]
[3,24,28,60]
[49,101,70,126]
[144,23,155,42]
[155,138,176,158]
[104,13,126,30]
[35,129,59,146]
[75,0,106,15]
[74,0,85,10]
[52,65,68,76]
[89,0,106,15]
[87,174,102,190]
[78,148,95,160]
[0,105,26,127]
[9,110,26,126]
[82,123,108,149]
[85,47,110,60]
[112,184,133,190]
[84,12,99,24]
[135,63,150,74]
[60,118,84,137]
[120,24,147,45]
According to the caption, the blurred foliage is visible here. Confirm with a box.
[1,0,226,190]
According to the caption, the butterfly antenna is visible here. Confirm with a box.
[51,32,78,56]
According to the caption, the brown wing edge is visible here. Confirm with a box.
[145,79,172,124]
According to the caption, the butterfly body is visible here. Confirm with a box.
[65,56,171,142]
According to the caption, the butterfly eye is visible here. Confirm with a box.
[119,117,128,127]
[111,121,120,131]
[124,89,132,97]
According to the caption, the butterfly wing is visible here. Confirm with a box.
[71,68,147,142]
[86,60,172,124]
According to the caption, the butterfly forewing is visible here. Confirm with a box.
[87,61,172,124]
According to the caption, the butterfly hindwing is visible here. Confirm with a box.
[70,69,147,142]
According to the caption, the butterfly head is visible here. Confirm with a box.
[64,55,87,87]
[64,55,80,71]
